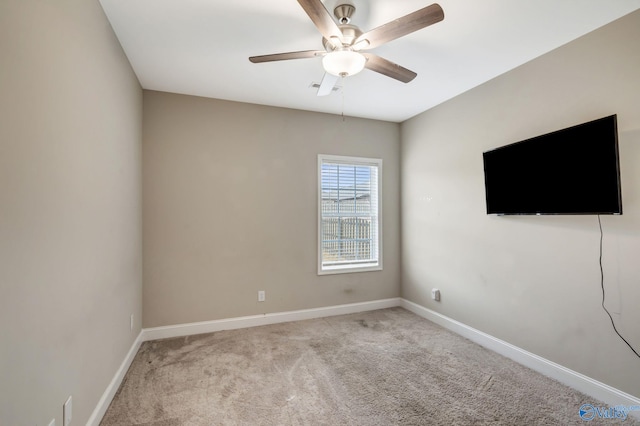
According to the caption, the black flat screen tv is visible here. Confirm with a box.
[483,115,622,215]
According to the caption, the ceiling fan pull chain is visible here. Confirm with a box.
[341,75,346,122]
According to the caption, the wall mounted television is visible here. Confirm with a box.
[483,115,622,215]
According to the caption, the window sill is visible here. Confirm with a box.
[318,263,382,276]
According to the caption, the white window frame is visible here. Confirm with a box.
[317,154,383,275]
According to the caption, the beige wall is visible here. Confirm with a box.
[143,91,400,327]
[401,10,640,397]
[0,1,142,425]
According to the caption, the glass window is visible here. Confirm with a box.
[318,154,382,275]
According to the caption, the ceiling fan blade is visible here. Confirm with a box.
[355,3,444,50]
[297,0,344,42]
[362,53,417,83]
[317,72,340,96]
[249,50,325,63]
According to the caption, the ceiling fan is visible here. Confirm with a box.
[249,0,444,96]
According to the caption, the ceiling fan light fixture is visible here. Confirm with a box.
[322,50,366,77]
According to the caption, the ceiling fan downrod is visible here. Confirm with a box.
[334,4,355,24]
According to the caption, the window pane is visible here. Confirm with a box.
[321,217,373,262]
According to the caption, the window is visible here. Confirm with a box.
[318,154,382,275]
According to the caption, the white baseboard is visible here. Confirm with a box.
[142,297,402,342]
[87,330,144,426]
[400,298,640,416]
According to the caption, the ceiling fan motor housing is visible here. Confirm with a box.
[323,24,362,51]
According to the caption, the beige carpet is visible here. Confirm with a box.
[101,308,637,425]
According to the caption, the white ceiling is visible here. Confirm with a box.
[99,0,640,123]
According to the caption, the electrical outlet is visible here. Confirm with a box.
[63,396,72,426]
[431,289,441,301]
[130,314,134,331]
[258,291,265,302]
